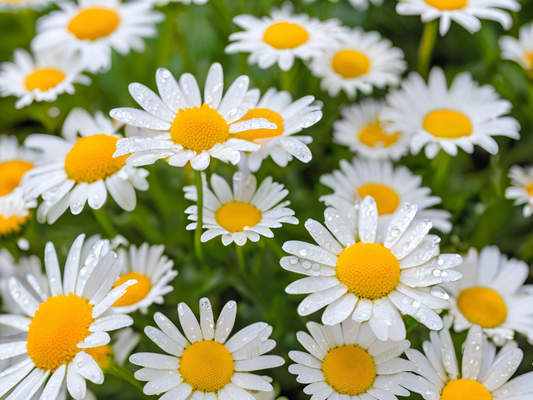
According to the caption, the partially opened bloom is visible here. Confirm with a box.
[0,49,89,109]
[0,189,36,247]
[310,27,407,98]
[185,172,298,246]
[506,165,533,217]
[381,67,520,159]
[281,196,462,341]
[130,298,285,399]
[111,63,273,171]
[31,0,164,73]
[22,108,149,224]
[0,234,136,400]
[500,22,533,70]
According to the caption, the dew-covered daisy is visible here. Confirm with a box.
[185,172,298,246]
[289,319,422,399]
[0,189,36,247]
[281,196,462,341]
[0,234,136,400]
[31,0,164,74]
[22,108,149,224]
[333,99,410,161]
[234,88,322,171]
[130,298,285,399]
[310,27,407,98]
[111,63,274,171]
[0,0,53,12]
[381,67,520,159]
[225,2,342,71]
[500,22,533,71]
[396,0,520,36]
[0,49,89,109]
[320,158,452,234]
[0,135,41,198]
[505,165,533,217]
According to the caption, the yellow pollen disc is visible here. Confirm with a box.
[526,52,533,69]
[457,287,507,329]
[322,346,376,396]
[358,123,400,148]
[26,293,94,372]
[64,134,127,184]
[356,183,400,216]
[25,69,66,92]
[525,184,533,196]
[0,160,34,196]
[179,340,234,392]
[424,0,467,10]
[423,110,473,139]
[331,50,371,79]
[170,104,230,152]
[0,213,30,237]
[215,201,262,233]
[233,108,284,141]
[68,7,120,41]
[263,22,310,49]
[441,379,493,400]
[85,344,114,370]
[336,242,401,301]
[112,272,152,307]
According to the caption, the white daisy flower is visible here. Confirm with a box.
[184,172,298,246]
[22,108,149,224]
[396,0,521,36]
[310,27,407,98]
[225,2,342,71]
[381,67,520,159]
[442,246,533,346]
[405,323,533,400]
[281,196,462,341]
[0,0,53,11]
[130,298,285,399]
[112,242,178,314]
[320,158,452,234]
[500,22,533,70]
[505,165,533,217]
[333,99,410,161]
[111,63,273,171]
[31,0,165,74]
[235,88,322,172]
[289,319,422,399]
[303,0,383,11]
[0,234,136,400]
[0,49,90,109]
[0,189,37,246]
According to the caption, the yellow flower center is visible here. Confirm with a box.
[179,340,235,392]
[356,183,400,216]
[233,108,285,141]
[331,50,371,79]
[423,110,473,139]
[64,134,127,184]
[336,242,401,301]
[457,287,507,329]
[0,213,30,238]
[441,379,493,400]
[68,7,121,41]
[25,69,66,92]
[0,160,34,196]
[215,201,262,233]
[85,344,114,370]
[526,52,533,69]
[424,0,467,10]
[322,346,376,396]
[525,183,533,196]
[358,123,401,148]
[262,22,310,49]
[112,272,152,307]
[26,293,94,372]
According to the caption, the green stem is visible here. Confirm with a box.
[280,69,292,92]
[418,21,438,79]
[194,170,204,262]
[108,360,143,393]
[92,209,118,238]
[236,244,246,274]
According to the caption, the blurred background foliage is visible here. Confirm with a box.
[1,0,533,399]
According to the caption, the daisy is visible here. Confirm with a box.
[234,88,322,172]
[31,0,165,74]
[111,63,273,171]
[443,246,533,346]
[184,172,298,246]
[505,165,533,217]
[112,242,178,314]
[130,298,285,399]
[396,0,521,36]
[0,0,53,11]
[289,319,422,400]
[381,67,520,159]
[320,158,452,234]
[22,108,149,224]
[310,27,407,98]
[225,2,342,71]
[0,189,37,248]
[500,22,533,71]
[0,49,90,109]
[281,196,462,341]
[333,99,410,161]
[0,234,137,400]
